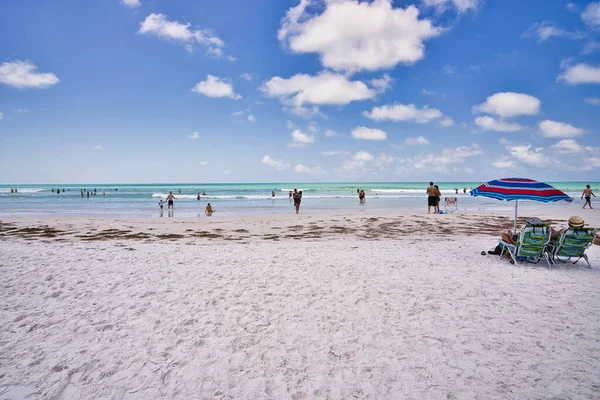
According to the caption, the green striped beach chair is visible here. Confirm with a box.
[500,224,551,266]
[546,227,596,268]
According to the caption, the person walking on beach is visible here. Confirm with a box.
[582,185,595,209]
[426,182,437,214]
[166,191,177,209]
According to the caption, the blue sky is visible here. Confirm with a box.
[0,0,599,184]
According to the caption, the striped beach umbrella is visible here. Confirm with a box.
[471,178,573,233]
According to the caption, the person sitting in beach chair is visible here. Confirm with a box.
[499,217,551,266]
[546,216,596,268]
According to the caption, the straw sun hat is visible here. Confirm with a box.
[568,215,585,227]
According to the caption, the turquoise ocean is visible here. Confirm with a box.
[0,182,597,217]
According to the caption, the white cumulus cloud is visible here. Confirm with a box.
[261,155,290,170]
[353,151,375,162]
[552,139,588,154]
[191,75,241,99]
[405,136,430,145]
[322,150,348,156]
[474,116,522,132]
[522,22,585,42]
[0,60,59,89]
[278,0,442,73]
[473,92,541,118]
[362,103,443,123]
[121,0,140,8]
[370,74,394,93]
[139,13,227,56]
[189,132,200,139]
[247,115,256,122]
[505,143,550,167]
[422,0,481,14]
[538,120,584,138]
[325,130,338,137]
[558,63,600,84]
[351,126,387,141]
[294,164,327,175]
[290,129,315,145]
[0,111,3,121]
[261,72,375,108]
[582,2,600,29]
[493,157,517,169]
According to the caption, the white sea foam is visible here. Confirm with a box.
[369,188,464,194]
[0,188,46,193]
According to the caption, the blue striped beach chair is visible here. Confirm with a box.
[546,227,596,268]
[500,224,551,266]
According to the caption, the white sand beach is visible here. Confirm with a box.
[1,209,599,399]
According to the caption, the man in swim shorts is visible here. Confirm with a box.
[426,182,437,214]
[582,185,595,209]
[166,191,177,209]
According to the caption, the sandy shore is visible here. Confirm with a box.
[1,209,599,399]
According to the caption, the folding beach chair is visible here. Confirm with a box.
[444,197,458,213]
[500,223,551,266]
[546,227,596,268]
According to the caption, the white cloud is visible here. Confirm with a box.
[505,143,550,167]
[362,103,443,123]
[261,155,290,170]
[322,150,348,156]
[405,136,430,145]
[566,2,577,12]
[411,144,483,172]
[474,116,522,132]
[93,145,104,151]
[240,73,254,81]
[189,131,200,140]
[370,74,394,93]
[247,115,256,122]
[0,60,59,89]
[191,75,242,99]
[121,0,140,8]
[582,2,600,29]
[291,129,315,145]
[278,0,442,73]
[582,41,600,55]
[353,151,374,162]
[538,120,584,138]
[422,0,481,14]
[199,161,209,166]
[440,117,454,127]
[493,157,517,169]
[232,110,244,117]
[0,111,3,121]
[442,65,457,76]
[585,97,600,105]
[138,13,227,56]
[325,129,338,137]
[472,92,541,118]
[351,126,387,140]
[421,89,436,96]
[552,139,587,154]
[558,63,600,84]
[261,72,375,108]
[522,22,585,42]
[294,164,327,175]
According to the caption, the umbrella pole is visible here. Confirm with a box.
[514,200,518,235]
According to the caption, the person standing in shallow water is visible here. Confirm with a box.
[582,185,595,209]
[166,191,177,209]
[293,189,301,214]
[426,182,437,214]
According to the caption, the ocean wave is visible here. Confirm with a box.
[0,188,46,193]
[369,188,467,194]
